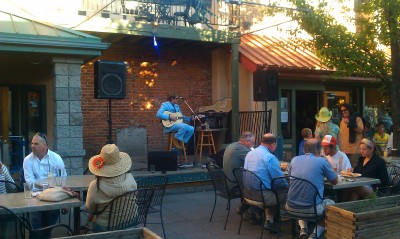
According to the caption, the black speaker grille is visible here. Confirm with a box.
[94,60,126,99]
[101,74,123,96]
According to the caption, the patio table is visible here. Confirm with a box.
[324,176,380,190]
[37,175,95,191]
[0,192,81,235]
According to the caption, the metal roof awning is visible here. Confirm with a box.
[239,34,378,83]
[0,10,109,58]
[239,34,330,72]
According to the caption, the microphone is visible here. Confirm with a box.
[178,96,185,100]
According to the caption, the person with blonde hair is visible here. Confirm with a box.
[314,107,339,141]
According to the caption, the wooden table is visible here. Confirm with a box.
[37,175,95,191]
[0,192,82,235]
[324,176,381,190]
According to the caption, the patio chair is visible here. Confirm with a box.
[0,179,21,193]
[0,205,73,239]
[376,173,400,196]
[232,167,279,239]
[387,164,400,184]
[81,188,154,232]
[284,176,325,239]
[136,175,169,239]
[206,163,241,230]
[271,176,291,239]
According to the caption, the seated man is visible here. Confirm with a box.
[223,131,261,223]
[286,138,338,239]
[244,133,288,233]
[23,132,67,239]
[156,94,194,145]
[321,135,352,173]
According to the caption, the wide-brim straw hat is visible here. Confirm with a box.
[88,144,132,177]
[315,107,332,122]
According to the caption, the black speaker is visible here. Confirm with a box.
[253,69,279,101]
[147,151,178,172]
[94,60,126,99]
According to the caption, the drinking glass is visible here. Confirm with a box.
[42,182,49,190]
[24,182,33,198]
[55,176,66,187]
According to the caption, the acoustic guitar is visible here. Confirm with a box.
[162,111,185,128]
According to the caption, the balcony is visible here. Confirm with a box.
[76,0,241,31]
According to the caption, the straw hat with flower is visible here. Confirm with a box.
[315,107,332,123]
[89,144,132,177]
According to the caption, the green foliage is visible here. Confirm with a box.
[281,0,397,85]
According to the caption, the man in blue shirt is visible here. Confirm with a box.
[156,95,194,144]
[287,138,338,239]
[244,133,287,233]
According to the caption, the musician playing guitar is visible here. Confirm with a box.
[156,95,194,145]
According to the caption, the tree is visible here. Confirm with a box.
[283,0,400,150]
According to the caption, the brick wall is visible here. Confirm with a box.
[81,40,214,158]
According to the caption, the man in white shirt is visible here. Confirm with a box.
[23,132,67,239]
[321,135,352,173]
[23,133,67,184]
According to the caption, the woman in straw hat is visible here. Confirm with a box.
[82,144,137,233]
[314,107,339,141]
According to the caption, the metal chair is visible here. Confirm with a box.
[284,176,325,239]
[376,173,400,196]
[82,188,154,232]
[271,176,292,239]
[387,164,400,184]
[206,163,241,230]
[0,180,21,193]
[232,167,279,239]
[136,175,169,239]
[0,205,73,239]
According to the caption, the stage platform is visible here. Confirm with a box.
[130,155,212,190]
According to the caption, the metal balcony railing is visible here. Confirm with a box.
[79,0,241,30]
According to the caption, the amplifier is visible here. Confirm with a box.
[147,151,177,172]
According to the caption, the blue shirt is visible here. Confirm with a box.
[156,101,191,132]
[244,145,286,189]
[287,153,337,207]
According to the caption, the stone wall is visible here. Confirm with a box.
[53,57,86,175]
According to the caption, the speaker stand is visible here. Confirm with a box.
[107,98,113,144]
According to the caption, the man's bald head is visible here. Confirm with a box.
[260,133,276,145]
[303,138,321,156]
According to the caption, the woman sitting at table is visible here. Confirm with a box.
[0,162,17,194]
[81,144,137,233]
[343,138,388,201]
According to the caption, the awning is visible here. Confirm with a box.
[0,10,109,58]
[239,34,330,72]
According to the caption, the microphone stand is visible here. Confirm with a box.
[180,98,202,166]
[181,98,201,123]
